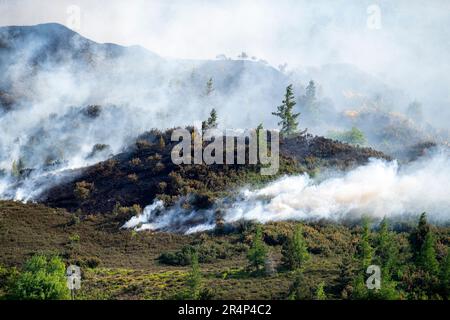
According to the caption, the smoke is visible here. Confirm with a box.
[124,150,450,233]
[0,2,449,200]
[0,23,288,199]
[2,0,449,126]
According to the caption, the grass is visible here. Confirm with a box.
[1,200,449,300]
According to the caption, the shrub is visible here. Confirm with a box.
[127,173,139,182]
[135,140,152,150]
[129,158,142,166]
[159,246,194,266]
[9,255,70,300]
[68,234,80,243]
[281,224,310,271]
[68,215,80,226]
[112,203,142,222]
[74,181,93,200]
[328,127,366,145]
[247,225,268,272]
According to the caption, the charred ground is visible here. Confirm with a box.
[40,129,388,215]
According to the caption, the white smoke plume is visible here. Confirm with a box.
[125,150,450,233]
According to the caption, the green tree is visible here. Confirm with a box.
[417,232,439,276]
[10,254,70,300]
[281,224,310,271]
[410,212,431,261]
[287,270,313,300]
[272,84,300,136]
[315,282,327,300]
[186,251,202,299]
[375,218,399,278]
[202,108,218,131]
[359,218,373,270]
[247,225,268,272]
[440,248,450,298]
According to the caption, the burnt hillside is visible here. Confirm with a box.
[40,130,388,215]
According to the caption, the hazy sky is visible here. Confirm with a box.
[1,0,449,107]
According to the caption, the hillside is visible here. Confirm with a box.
[1,200,448,300]
[40,130,388,215]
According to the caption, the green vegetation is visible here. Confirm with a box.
[272,84,300,136]
[7,254,70,300]
[328,127,367,146]
[0,201,448,300]
[186,251,202,299]
[202,108,218,131]
[247,225,268,272]
[281,224,310,271]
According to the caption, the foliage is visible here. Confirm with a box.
[410,212,431,261]
[287,270,313,300]
[281,224,310,271]
[315,282,327,300]
[202,108,218,131]
[375,218,399,278]
[359,218,373,270]
[328,127,367,145]
[247,225,268,272]
[186,251,202,299]
[272,84,300,136]
[74,181,93,200]
[9,254,70,300]
[440,248,450,298]
[159,241,247,266]
[417,232,439,276]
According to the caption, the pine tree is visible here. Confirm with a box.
[417,232,439,276]
[410,212,431,261]
[287,270,312,300]
[247,225,268,272]
[359,218,373,270]
[440,248,450,298]
[376,218,398,277]
[202,108,218,131]
[272,84,300,136]
[186,251,202,299]
[281,224,310,271]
